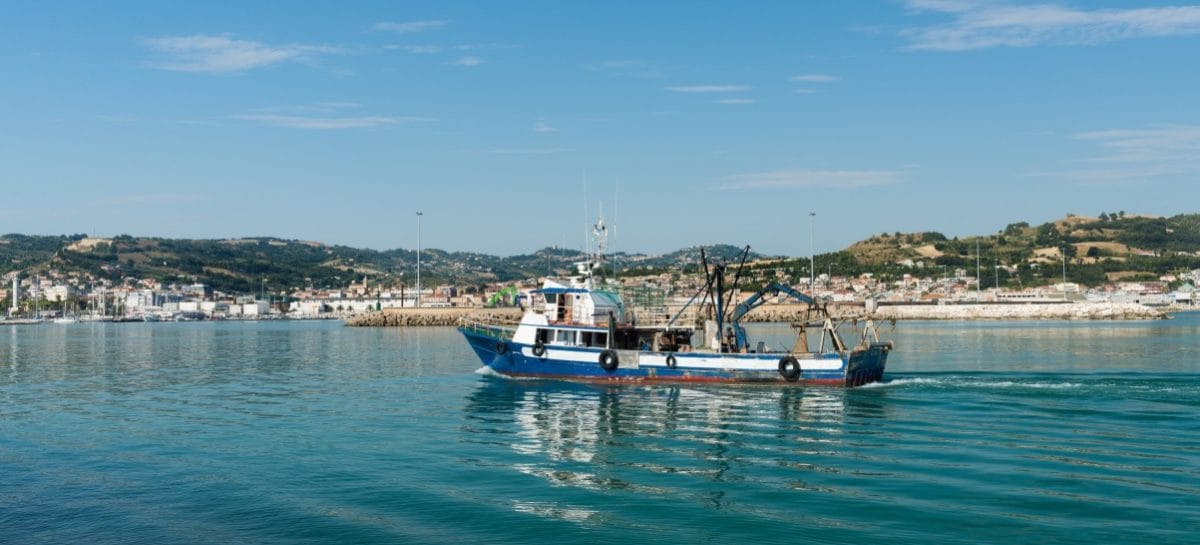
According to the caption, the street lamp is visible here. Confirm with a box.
[1061,245,1067,287]
[416,211,423,308]
[808,212,816,292]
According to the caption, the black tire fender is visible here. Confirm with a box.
[599,350,619,372]
[495,341,508,355]
[778,356,801,382]
[665,354,678,369]
[532,342,547,358]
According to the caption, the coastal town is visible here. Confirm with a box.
[4,256,1197,324]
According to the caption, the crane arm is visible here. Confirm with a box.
[729,282,818,351]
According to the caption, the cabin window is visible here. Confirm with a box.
[555,329,577,345]
[543,294,556,305]
[536,329,551,344]
[581,332,607,347]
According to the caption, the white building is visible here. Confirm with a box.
[242,302,270,316]
[124,289,159,309]
[200,301,229,315]
[42,284,75,302]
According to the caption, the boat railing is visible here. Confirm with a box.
[459,319,516,341]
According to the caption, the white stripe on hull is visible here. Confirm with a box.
[520,346,845,371]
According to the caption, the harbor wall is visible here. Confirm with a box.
[345,307,522,327]
[346,301,1166,327]
[745,302,1167,321]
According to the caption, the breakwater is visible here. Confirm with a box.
[345,307,522,327]
[345,301,1167,327]
[747,302,1167,321]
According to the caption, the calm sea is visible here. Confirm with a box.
[2,314,1198,544]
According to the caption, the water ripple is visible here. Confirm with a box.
[2,320,1199,544]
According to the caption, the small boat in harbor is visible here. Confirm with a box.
[459,219,893,387]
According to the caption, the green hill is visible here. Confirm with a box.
[3,213,1197,294]
[838,213,1200,288]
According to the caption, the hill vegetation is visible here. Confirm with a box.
[3,213,1197,294]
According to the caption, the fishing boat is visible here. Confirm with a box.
[459,218,893,387]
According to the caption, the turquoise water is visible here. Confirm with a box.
[2,314,1198,544]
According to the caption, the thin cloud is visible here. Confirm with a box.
[723,169,900,190]
[1044,166,1188,186]
[387,44,443,54]
[373,20,448,33]
[903,1,1200,51]
[488,148,567,155]
[235,113,432,129]
[449,56,483,66]
[1065,124,1195,183]
[99,193,209,206]
[142,34,339,73]
[715,98,755,104]
[666,85,751,93]
[1044,125,1200,184]
[1075,125,1200,163]
[582,59,663,79]
[313,101,361,110]
[533,121,559,133]
[454,43,521,51]
[254,102,363,114]
[789,74,839,82]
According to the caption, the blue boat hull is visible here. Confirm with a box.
[460,327,887,387]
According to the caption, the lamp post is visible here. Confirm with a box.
[416,211,423,308]
[808,212,816,292]
[1060,242,1070,285]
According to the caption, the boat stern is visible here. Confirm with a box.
[843,341,893,387]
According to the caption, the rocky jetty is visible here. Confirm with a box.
[345,307,522,327]
[868,302,1167,321]
[745,302,1166,321]
[348,301,1167,327]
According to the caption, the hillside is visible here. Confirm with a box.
[0,234,765,295]
[3,213,1197,294]
[841,212,1200,287]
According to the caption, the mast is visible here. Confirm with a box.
[714,261,726,352]
[720,246,752,327]
[809,212,816,292]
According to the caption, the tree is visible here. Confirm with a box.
[1118,210,1126,219]
[1034,223,1060,247]
[1004,222,1030,236]
[1099,212,1110,222]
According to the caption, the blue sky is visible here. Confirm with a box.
[2,0,1199,255]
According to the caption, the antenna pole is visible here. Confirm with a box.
[975,238,980,299]
[808,212,816,292]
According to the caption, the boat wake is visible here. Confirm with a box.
[864,376,1084,390]
[861,374,1196,394]
[474,366,544,381]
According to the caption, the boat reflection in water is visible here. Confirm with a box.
[461,376,891,508]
